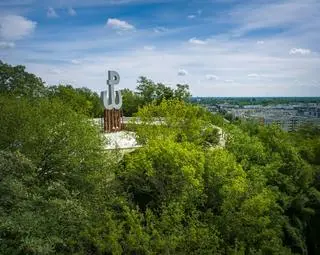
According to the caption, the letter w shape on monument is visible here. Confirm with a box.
[101,71,122,110]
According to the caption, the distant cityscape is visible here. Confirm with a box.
[194,98,320,131]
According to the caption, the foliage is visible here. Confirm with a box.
[114,139,221,254]
[0,60,46,97]
[0,61,104,117]
[121,88,142,117]
[0,150,89,254]
[122,76,191,116]
[0,96,109,254]
[47,84,103,117]
[118,139,205,210]
[1,63,320,254]
[131,99,223,147]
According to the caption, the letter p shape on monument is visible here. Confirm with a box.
[101,70,122,110]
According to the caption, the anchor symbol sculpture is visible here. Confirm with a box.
[101,70,122,110]
[101,70,123,133]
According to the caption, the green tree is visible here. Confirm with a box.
[203,149,290,254]
[155,82,174,103]
[0,150,91,254]
[47,85,103,117]
[136,76,157,104]
[229,122,320,254]
[122,77,191,116]
[0,61,46,97]
[0,95,113,254]
[115,139,222,254]
[288,125,320,254]
[121,88,142,117]
[132,99,221,147]
[174,84,191,101]
[118,139,205,210]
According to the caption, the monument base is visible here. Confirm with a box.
[103,109,123,133]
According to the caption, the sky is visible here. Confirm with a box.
[0,0,319,97]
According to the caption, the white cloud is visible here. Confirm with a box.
[143,45,155,51]
[106,18,135,30]
[68,7,77,16]
[189,37,207,45]
[257,40,264,44]
[47,7,58,18]
[229,0,320,36]
[0,41,15,49]
[25,39,320,96]
[0,15,36,41]
[289,48,311,55]
[8,3,320,97]
[188,9,202,19]
[248,73,260,78]
[153,27,168,33]
[71,59,81,64]
[206,74,219,80]
[178,69,188,76]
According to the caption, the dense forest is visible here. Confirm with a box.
[1,61,320,254]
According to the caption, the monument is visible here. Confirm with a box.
[101,70,123,132]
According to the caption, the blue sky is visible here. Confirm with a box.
[0,0,319,96]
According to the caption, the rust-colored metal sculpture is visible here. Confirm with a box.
[103,108,123,132]
[101,70,123,132]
